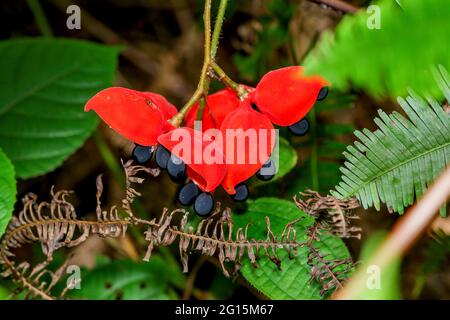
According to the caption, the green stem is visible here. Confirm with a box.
[26,0,53,37]
[195,96,207,130]
[210,0,228,59]
[210,61,248,98]
[203,0,212,63]
[170,0,212,127]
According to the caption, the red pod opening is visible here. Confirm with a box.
[220,99,276,195]
[185,88,242,130]
[158,127,227,192]
[85,87,177,146]
[253,66,330,126]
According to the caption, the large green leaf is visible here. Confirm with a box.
[68,257,184,300]
[0,38,120,178]
[332,67,450,214]
[233,198,352,300]
[0,148,16,237]
[305,0,450,99]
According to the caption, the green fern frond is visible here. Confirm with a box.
[305,0,450,99]
[332,66,450,214]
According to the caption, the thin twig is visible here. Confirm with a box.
[170,0,213,127]
[182,256,207,300]
[26,0,53,37]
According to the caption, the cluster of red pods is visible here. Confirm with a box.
[85,66,329,217]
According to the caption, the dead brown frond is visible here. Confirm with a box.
[0,160,310,299]
[295,190,360,296]
[141,206,305,278]
[307,245,354,296]
[295,189,361,239]
[0,175,130,300]
[121,159,160,217]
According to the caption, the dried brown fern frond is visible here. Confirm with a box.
[307,245,354,296]
[121,159,160,217]
[303,222,356,296]
[1,159,311,298]
[295,189,361,239]
[140,206,305,278]
[295,190,360,296]
[0,175,131,300]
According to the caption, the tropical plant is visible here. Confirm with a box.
[0,0,448,302]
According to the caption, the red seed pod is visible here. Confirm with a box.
[185,88,242,130]
[158,127,227,192]
[220,99,276,195]
[139,92,177,121]
[139,92,177,132]
[85,87,176,146]
[253,66,330,126]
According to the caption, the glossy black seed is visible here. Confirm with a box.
[194,192,214,217]
[256,158,276,181]
[167,155,186,183]
[178,182,200,206]
[155,146,171,169]
[231,183,249,202]
[132,145,154,164]
[317,87,329,101]
[251,103,260,112]
[288,118,310,136]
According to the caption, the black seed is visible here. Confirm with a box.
[251,103,260,112]
[231,183,249,202]
[167,155,186,183]
[288,118,310,136]
[178,182,200,206]
[155,146,171,169]
[194,192,214,217]
[317,87,328,101]
[256,158,276,181]
[132,145,154,164]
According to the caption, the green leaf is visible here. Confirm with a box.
[68,257,183,300]
[233,198,352,299]
[0,148,16,237]
[0,285,10,300]
[254,137,297,186]
[305,0,450,98]
[0,38,120,178]
[332,67,450,214]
